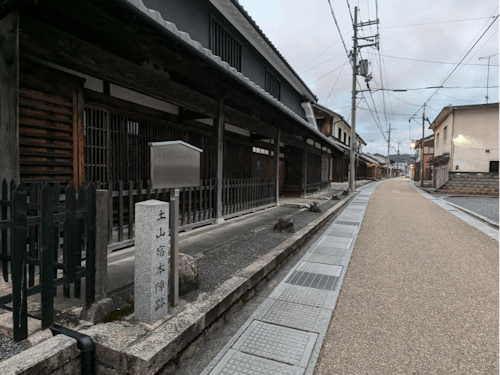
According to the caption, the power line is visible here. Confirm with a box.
[326,0,350,58]
[301,51,346,74]
[381,16,496,29]
[425,15,499,107]
[306,62,347,85]
[297,32,350,72]
[363,51,499,66]
[409,9,499,119]
[324,57,349,105]
[358,107,426,116]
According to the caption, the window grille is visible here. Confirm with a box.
[210,20,242,71]
[265,69,281,100]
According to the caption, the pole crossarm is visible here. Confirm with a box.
[356,19,380,27]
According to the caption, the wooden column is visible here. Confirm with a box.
[214,98,224,223]
[301,142,308,198]
[274,127,280,205]
[328,150,332,183]
[0,10,19,183]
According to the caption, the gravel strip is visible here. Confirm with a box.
[185,199,342,302]
[0,333,27,363]
[443,196,499,223]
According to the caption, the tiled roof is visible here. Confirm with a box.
[123,0,344,153]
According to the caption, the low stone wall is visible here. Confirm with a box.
[2,334,80,375]
[78,193,358,375]
[438,172,499,194]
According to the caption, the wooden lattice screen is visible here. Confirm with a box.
[83,104,215,183]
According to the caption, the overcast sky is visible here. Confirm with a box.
[238,0,499,155]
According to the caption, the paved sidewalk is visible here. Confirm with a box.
[200,182,382,374]
[315,178,498,374]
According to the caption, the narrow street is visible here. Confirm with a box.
[315,178,499,374]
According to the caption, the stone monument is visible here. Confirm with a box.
[135,200,170,325]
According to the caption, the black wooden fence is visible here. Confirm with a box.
[94,178,276,251]
[0,180,95,341]
[222,178,276,218]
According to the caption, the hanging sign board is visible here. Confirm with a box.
[149,141,202,189]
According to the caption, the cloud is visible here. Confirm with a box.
[238,0,499,154]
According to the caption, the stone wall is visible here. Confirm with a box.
[2,335,81,375]
[437,172,499,194]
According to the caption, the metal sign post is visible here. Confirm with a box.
[169,188,179,307]
[149,140,202,308]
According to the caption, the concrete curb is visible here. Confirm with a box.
[82,193,358,375]
[438,198,499,229]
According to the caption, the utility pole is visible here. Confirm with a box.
[386,125,395,178]
[420,104,426,187]
[479,53,499,104]
[397,142,400,175]
[386,125,390,177]
[349,8,358,192]
[349,6,379,191]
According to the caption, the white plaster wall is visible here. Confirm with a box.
[110,85,178,115]
[452,108,499,172]
[434,113,453,157]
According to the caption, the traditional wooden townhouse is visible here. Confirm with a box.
[312,103,368,181]
[0,0,350,250]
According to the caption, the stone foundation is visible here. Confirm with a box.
[437,172,499,194]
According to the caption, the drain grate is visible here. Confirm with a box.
[285,271,340,291]
[336,221,360,226]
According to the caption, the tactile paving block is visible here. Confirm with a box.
[277,285,331,307]
[209,350,302,375]
[233,321,317,366]
[261,300,321,331]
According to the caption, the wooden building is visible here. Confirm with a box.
[0,0,347,249]
[313,103,368,182]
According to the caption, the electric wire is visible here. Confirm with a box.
[301,51,346,74]
[382,16,496,29]
[363,51,499,66]
[324,57,349,105]
[410,10,499,119]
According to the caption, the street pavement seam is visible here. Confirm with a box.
[411,183,499,241]
[199,181,385,375]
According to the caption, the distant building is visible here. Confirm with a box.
[412,134,434,182]
[428,103,499,194]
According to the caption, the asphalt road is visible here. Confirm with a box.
[315,178,499,375]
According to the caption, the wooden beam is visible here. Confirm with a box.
[274,128,280,204]
[224,106,278,139]
[214,98,224,223]
[0,9,19,183]
[20,16,219,118]
[179,108,207,121]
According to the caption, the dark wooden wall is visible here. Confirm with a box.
[18,63,85,187]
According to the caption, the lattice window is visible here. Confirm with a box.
[265,69,281,100]
[210,19,242,71]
